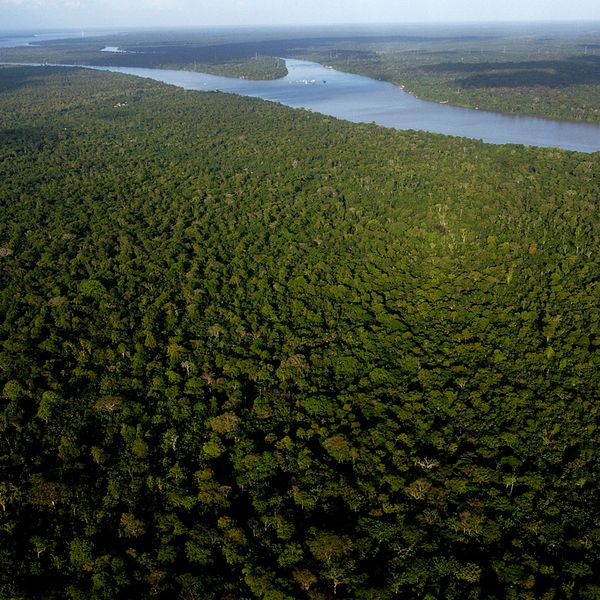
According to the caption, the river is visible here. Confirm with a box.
[2,33,600,152]
[91,59,600,152]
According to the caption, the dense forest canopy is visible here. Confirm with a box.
[1,64,600,599]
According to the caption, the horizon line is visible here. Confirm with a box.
[2,19,600,33]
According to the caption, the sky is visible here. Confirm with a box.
[1,0,600,30]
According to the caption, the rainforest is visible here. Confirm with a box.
[1,21,600,600]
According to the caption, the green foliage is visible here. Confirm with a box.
[0,39,288,80]
[0,64,599,599]
[299,28,600,123]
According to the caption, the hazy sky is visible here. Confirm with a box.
[2,0,600,30]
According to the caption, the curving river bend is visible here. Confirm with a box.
[76,59,600,153]
[1,31,599,152]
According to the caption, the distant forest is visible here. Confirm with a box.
[1,23,599,120]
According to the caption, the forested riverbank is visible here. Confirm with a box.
[0,37,288,80]
[303,47,600,124]
[2,23,599,121]
[1,65,599,599]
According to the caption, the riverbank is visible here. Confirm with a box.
[4,58,599,152]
